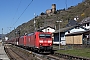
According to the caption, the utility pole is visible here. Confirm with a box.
[34,13,36,31]
[18,30,20,37]
[65,0,67,10]
[56,20,62,50]
[14,27,16,38]
[2,28,3,45]
[44,16,47,32]
[2,28,3,35]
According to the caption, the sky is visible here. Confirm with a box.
[0,0,83,34]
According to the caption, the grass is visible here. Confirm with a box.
[55,47,90,58]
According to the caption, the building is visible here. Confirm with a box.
[37,26,55,41]
[46,9,52,14]
[53,25,88,45]
[68,17,90,45]
[52,4,56,13]
[79,17,90,29]
[66,19,78,27]
[46,4,56,14]
[65,30,90,45]
[37,26,55,33]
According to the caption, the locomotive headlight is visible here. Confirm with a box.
[40,43,42,45]
[49,44,52,45]
[48,41,52,43]
[39,40,43,43]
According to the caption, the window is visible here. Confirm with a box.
[39,34,51,38]
[68,31,70,33]
[75,27,79,29]
[87,23,89,26]
[46,34,51,38]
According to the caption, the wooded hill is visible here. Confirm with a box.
[6,0,90,39]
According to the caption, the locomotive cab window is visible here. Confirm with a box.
[39,34,51,38]
[46,34,51,38]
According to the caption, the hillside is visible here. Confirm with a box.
[6,0,90,39]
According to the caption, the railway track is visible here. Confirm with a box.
[4,44,25,60]
[4,44,67,60]
[4,44,38,60]
[4,44,90,60]
[46,54,66,60]
[5,44,90,60]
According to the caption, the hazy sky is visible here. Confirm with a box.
[0,0,82,34]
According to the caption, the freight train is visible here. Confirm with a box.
[6,31,53,53]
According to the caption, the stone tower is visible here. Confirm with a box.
[52,4,56,13]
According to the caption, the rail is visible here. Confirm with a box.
[54,52,90,60]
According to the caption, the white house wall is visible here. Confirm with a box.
[53,36,66,45]
[42,27,55,33]
[61,36,66,45]
[82,23,90,29]
[83,26,90,29]
[65,27,86,35]
[53,33,66,45]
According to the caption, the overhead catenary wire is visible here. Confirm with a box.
[12,0,22,21]
[10,0,22,31]
[12,0,33,27]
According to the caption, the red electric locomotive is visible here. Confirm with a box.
[7,31,53,53]
[19,36,26,46]
[26,31,53,53]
